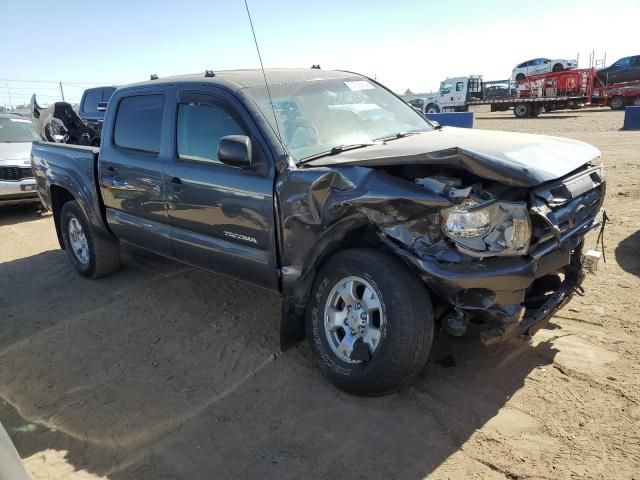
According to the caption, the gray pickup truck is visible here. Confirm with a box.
[31,69,606,395]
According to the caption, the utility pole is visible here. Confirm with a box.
[59,82,65,102]
[5,83,13,110]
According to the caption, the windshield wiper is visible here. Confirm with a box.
[374,130,426,142]
[298,142,381,164]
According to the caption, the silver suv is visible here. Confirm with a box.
[0,114,40,206]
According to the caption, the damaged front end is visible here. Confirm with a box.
[278,149,606,347]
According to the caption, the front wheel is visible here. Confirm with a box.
[306,248,434,396]
[60,200,120,279]
[514,103,531,118]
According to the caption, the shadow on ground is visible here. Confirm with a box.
[0,247,560,479]
[0,204,46,227]
[615,229,640,277]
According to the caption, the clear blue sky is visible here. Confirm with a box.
[1,0,638,106]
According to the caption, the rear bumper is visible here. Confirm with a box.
[0,179,39,206]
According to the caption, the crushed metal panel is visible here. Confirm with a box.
[30,94,100,146]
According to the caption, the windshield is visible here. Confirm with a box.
[0,117,41,143]
[247,77,432,161]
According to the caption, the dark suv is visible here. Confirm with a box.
[78,86,116,134]
[597,55,640,85]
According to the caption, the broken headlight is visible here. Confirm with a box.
[441,200,531,257]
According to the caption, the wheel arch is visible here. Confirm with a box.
[50,184,77,249]
[280,219,389,350]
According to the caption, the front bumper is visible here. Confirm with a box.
[390,208,603,343]
[0,179,39,206]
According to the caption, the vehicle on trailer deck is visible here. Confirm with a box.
[511,58,578,81]
[30,68,606,395]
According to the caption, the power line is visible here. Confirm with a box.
[0,78,108,85]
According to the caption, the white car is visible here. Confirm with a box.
[0,114,41,207]
[511,58,578,81]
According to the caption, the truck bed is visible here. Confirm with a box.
[31,141,110,244]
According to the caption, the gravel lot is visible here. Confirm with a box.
[1,109,638,479]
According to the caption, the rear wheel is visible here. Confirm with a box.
[514,103,531,118]
[306,248,434,396]
[515,73,525,81]
[633,97,640,107]
[610,96,625,110]
[60,200,120,279]
[552,63,564,72]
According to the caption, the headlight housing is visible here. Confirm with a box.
[441,200,531,257]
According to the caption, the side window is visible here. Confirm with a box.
[102,88,116,102]
[614,57,631,68]
[114,95,164,154]
[455,81,464,92]
[177,98,247,165]
[440,82,453,95]
[82,90,100,114]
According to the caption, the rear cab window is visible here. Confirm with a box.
[81,87,117,116]
[114,95,164,153]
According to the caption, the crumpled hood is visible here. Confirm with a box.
[306,127,601,187]
[0,142,32,166]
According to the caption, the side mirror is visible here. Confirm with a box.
[97,102,108,112]
[218,135,252,169]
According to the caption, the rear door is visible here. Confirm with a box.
[164,88,278,290]
[99,90,173,256]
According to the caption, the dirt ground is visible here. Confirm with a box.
[1,109,639,480]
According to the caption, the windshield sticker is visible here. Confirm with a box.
[344,80,375,91]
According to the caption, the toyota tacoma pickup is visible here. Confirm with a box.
[31,69,606,395]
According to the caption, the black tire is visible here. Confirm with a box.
[306,248,434,396]
[515,73,525,81]
[60,200,120,279]
[552,63,564,72]
[634,97,640,107]
[610,96,625,110]
[531,104,542,117]
[514,103,531,118]
[425,103,440,114]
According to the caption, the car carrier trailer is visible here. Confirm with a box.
[417,68,639,118]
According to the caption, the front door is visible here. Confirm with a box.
[164,89,279,291]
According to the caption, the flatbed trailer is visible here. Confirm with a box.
[466,95,590,118]
[593,80,640,110]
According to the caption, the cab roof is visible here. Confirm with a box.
[121,68,362,91]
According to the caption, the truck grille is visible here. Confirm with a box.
[530,165,605,248]
[0,166,34,181]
